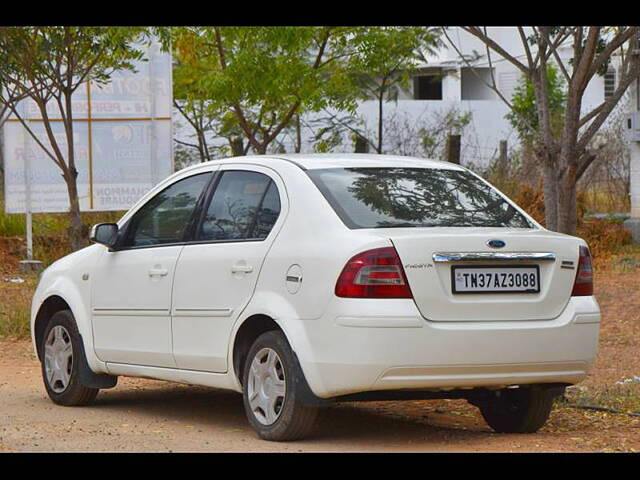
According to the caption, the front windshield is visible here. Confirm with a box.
[307,167,532,229]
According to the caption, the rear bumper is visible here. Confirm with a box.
[292,296,600,398]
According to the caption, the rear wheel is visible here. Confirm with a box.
[41,310,99,406]
[242,330,318,441]
[477,386,556,433]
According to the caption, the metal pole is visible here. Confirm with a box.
[86,81,94,210]
[25,211,33,260]
[149,41,158,184]
[17,99,43,273]
[22,100,33,261]
[168,38,175,173]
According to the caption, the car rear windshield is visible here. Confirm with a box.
[307,167,532,229]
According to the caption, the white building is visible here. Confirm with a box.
[351,27,617,166]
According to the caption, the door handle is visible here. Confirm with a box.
[148,267,168,277]
[231,264,253,274]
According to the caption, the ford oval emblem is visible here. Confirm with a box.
[487,239,506,249]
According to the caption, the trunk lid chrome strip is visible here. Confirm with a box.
[432,252,556,263]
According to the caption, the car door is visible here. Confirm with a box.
[91,171,214,368]
[171,165,286,372]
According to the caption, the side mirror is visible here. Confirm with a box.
[90,223,119,248]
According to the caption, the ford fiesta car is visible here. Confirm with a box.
[31,154,600,441]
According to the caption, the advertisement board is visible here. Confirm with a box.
[2,41,173,214]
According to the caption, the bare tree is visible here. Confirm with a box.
[173,99,215,162]
[442,26,640,234]
[173,97,251,162]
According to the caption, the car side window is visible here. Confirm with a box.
[197,170,281,242]
[122,172,212,247]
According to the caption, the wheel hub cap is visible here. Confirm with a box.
[247,348,286,425]
[44,325,73,393]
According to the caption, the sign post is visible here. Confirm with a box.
[19,100,42,272]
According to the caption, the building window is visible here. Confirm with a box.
[461,67,496,100]
[413,74,442,100]
[604,68,616,99]
[498,71,520,101]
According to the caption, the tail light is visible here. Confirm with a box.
[571,245,593,296]
[335,246,413,298]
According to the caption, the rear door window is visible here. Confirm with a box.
[197,170,281,241]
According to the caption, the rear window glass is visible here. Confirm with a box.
[307,167,532,229]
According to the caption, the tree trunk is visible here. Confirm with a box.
[557,164,578,235]
[498,140,508,175]
[542,160,559,231]
[0,125,4,176]
[229,137,245,157]
[376,91,384,154]
[63,90,87,251]
[196,130,208,162]
[354,135,369,153]
[295,114,302,153]
[531,64,561,232]
[555,86,582,236]
[62,168,86,251]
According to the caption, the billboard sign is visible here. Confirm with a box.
[2,41,173,214]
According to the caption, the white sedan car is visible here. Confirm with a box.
[31,154,600,441]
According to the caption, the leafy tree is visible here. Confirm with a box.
[506,64,567,145]
[0,27,151,249]
[443,26,640,235]
[166,27,441,156]
[348,27,441,153]
[173,98,217,162]
[308,28,442,154]
[418,107,472,158]
[165,27,360,155]
[172,47,253,162]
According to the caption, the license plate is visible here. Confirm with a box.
[451,265,540,294]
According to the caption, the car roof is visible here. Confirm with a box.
[184,153,466,172]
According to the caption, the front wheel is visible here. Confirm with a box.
[41,310,99,406]
[242,330,318,441]
[477,386,556,433]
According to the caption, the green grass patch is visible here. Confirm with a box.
[0,275,38,339]
[0,303,31,338]
[1,199,125,238]
[0,208,26,236]
[561,382,640,416]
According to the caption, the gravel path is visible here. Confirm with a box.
[1,340,638,452]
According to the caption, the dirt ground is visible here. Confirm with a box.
[1,266,639,452]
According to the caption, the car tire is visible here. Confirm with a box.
[40,310,99,406]
[478,386,556,433]
[242,330,319,441]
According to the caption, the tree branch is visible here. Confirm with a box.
[461,27,530,74]
[577,53,640,152]
[441,27,538,136]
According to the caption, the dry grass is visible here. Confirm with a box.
[581,188,630,214]
[0,274,38,339]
